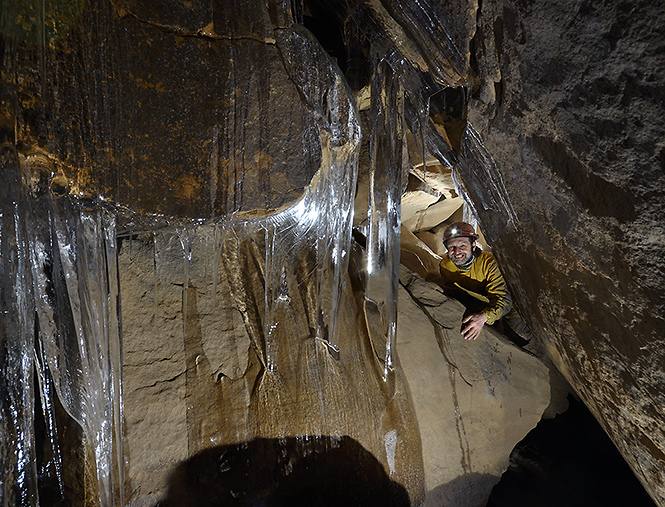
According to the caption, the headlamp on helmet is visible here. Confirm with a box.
[443,222,479,247]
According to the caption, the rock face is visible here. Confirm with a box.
[397,266,550,506]
[467,0,665,503]
[3,0,664,505]
[3,0,321,217]
[117,228,552,506]
[118,231,427,505]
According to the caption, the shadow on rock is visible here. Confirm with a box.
[423,472,500,507]
[158,435,410,507]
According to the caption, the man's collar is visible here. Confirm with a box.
[456,248,479,272]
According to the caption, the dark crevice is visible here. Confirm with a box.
[488,395,657,507]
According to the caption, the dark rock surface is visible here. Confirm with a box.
[467,0,665,503]
[487,396,657,507]
[159,436,410,507]
[4,0,321,218]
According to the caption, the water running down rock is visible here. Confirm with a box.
[2,0,664,505]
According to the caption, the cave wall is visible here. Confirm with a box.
[2,0,320,218]
[4,0,665,504]
[466,0,665,503]
[118,231,426,506]
[115,228,552,506]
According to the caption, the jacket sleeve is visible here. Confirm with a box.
[438,260,456,291]
[481,256,513,325]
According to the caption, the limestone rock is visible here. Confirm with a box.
[4,0,321,218]
[467,0,665,503]
[119,232,427,506]
[411,162,459,199]
[401,176,442,228]
[118,227,555,507]
[397,266,551,506]
[403,197,465,233]
[5,0,664,504]
[400,173,464,234]
[400,226,444,283]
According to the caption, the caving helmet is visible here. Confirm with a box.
[443,222,479,247]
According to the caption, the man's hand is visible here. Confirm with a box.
[461,312,488,340]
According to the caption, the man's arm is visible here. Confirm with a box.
[480,254,512,325]
[461,254,512,340]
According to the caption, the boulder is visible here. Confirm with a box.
[398,266,552,506]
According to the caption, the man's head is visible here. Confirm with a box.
[443,222,479,266]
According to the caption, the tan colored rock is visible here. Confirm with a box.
[410,162,458,198]
[119,237,190,506]
[397,266,551,506]
[400,226,443,280]
[403,197,464,233]
[401,190,441,228]
[119,225,555,507]
[119,231,426,506]
[415,230,447,259]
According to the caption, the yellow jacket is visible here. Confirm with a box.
[439,250,512,325]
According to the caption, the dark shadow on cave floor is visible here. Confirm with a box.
[487,395,656,507]
[157,435,410,507]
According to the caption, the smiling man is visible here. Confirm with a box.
[439,222,531,343]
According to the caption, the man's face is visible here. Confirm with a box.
[446,237,475,266]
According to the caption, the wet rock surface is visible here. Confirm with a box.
[119,231,427,506]
[4,0,321,217]
[118,230,555,506]
[3,0,665,505]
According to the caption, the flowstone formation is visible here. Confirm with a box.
[4,0,660,506]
